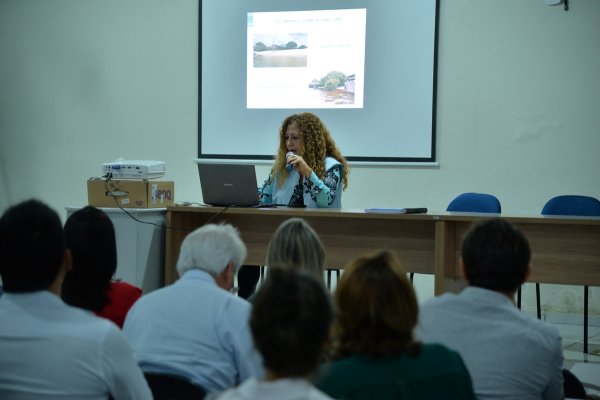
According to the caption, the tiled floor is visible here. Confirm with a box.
[540,322,600,397]
[553,322,600,368]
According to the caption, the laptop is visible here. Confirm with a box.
[197,162,260,207]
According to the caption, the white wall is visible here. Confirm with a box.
[1,0,599,315]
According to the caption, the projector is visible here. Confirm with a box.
[102,160,166,180]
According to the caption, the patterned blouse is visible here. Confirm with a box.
[259,164,342,208]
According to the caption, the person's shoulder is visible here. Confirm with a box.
[212,389,242,400]
[516,311,562,345]
[416,344,472,377]
[195,288,252,329]
[420,343,463,361]
[61,301,121,337]
[222,292,252,315]
[324,157,341,170]
[212,378,255,399]
[420,292,458,311]
[55,303,132,359]
[308,386,335,400]
[315,356,360,380]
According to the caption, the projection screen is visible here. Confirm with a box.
[199,0,438,163]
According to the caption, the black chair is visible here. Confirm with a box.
[537,195,600,354]
[144,372,207,400]
[563,369,587,399]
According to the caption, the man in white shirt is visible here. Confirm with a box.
[0,199,152,400]
[416,218,564,400]
[123,223,264,394]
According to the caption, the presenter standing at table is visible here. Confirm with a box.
[237,112,349,298]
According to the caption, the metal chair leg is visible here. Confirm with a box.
[584,285,589,354]
[536,283,541,319]
[260,266,266,281]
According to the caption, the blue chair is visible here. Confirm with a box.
[446,192,502,213]
[539,195,600,354]
[409,193,502,283]
[542,195,600,217]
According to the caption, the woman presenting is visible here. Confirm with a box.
[237,113,349,299]
[259,112,349,208]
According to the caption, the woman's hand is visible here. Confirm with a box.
[288,155,312,179]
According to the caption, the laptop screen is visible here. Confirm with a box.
[197,162,260,207]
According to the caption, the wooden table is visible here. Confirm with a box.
[165,207,600,294]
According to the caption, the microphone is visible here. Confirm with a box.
[286,152,295,172]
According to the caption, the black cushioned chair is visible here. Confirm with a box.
[144,372,207,400]
[563,368,587,399]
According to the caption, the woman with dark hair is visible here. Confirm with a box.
[62,206,141,328]
[314,250,476,400]
[216,269,333,400]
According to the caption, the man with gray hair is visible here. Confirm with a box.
[123,223,263,394]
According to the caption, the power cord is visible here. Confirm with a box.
[205,206,229,224]
[102,178,228,231]
[104,181,169,229]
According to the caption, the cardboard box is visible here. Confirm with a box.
[87,178,174,208]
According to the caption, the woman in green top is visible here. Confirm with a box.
[314,250,476,400]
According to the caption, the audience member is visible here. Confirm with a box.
[314,250,476,400]
[265,217,326,283]
[0,199,151,399]
[416,218,564,399]
[62,206,142,328]
[123,223,263,394]
[216,269,334,400]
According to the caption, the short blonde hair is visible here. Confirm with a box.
[266,218,325,282]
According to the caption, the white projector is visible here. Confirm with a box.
[102,160,166,180]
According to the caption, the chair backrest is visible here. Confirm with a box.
[570,362,600,392]
[541,195,600,217]
[562,369,587,399]
[446,192,501,213]
[144,372,207,400]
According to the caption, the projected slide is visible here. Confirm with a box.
[247,9,366,109]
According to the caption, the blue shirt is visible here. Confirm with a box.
[416,287,564,400]
[123,269,264,393]
[0,291,151,400]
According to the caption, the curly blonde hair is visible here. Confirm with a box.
[273,113,349,189]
